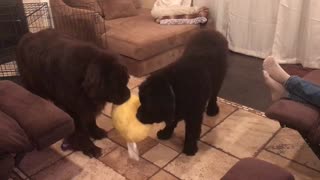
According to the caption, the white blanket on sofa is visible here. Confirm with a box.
[151,0,200,18]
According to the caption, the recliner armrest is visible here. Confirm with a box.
[265,99,320,134]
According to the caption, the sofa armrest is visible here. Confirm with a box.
[49,0,106,47]
[50,0,95,16]
[265,99,320,134]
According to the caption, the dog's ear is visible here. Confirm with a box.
[82,62,103,99]
[108,62,128,83]
[159,78,176,124]
[145,75,176,122]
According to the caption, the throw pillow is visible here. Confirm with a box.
[63,0,103,15]
[98,0,138,20]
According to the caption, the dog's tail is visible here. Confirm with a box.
[182,29,228,74]
[183,29,228,61]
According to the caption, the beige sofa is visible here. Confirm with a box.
[49,0,200,77]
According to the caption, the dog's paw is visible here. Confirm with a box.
[83,145,102,158]
[90,127,108,140]
[61,141,73,151]
[182,147,198,156]
[206,106,219,116]
[157,129,172,140]
[183,145,198,156]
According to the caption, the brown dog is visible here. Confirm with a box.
[137,29,228,155]
[16,29,130,157]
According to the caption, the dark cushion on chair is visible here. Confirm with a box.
[0,81,74,150]
[265,99,319,134]
[0,111,32,154]
[222,158,294,180]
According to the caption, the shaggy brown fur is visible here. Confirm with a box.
[137,29,228,155]
[16,29,130,157]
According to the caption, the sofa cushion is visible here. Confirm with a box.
[63,0,103,15]
[222,158,294,180]
[0,81,74,150]
[103,9,198,60]
[118,46,184,77]
[99,0,138,20]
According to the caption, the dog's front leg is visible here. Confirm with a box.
[61,107,103,157]
[183,114,203,156]
[64,128,102,158]
[80,109,107,140]
[157,120,178,140]
[88,116,108,140]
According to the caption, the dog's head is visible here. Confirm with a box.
[136,75,175,124]
[82,51,130,105]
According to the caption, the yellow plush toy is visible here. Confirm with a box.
[112,94,151,160]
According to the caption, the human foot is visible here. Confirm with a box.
[263,56,290,84]
[263,70,286,101]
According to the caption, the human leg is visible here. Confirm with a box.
[284,76,320,107]
[262,70,286,101]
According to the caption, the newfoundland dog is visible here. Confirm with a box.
[16,29,130,157]
[136,29,228,155]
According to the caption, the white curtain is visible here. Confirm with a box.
[210,0,320,69]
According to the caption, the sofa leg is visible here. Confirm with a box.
[14,153,26,166]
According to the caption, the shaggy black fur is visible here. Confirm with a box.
[16,29,130,157]
[137,29,228,155]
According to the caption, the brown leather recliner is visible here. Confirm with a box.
[0,81,74,179]
[265,70,320,159]
[222,158,294,180]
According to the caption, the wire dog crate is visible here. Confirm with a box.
[0,1,105,81]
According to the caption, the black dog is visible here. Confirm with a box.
[136,29,228,155]
[16,29,130,157]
